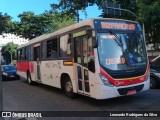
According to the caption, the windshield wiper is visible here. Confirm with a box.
[109,30,124,51]
[109,30,131,66]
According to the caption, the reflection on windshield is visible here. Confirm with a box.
[98,32,147,71]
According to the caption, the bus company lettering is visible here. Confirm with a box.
[115,81,124,86]
[45,61,61,69]
[140,77,145,81]
[106,58,125,65]
[101,22,135,30]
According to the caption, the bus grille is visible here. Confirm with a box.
[117,84,144,95]
[108,68,146,79]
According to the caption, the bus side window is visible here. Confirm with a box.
[24,47,27,60]
[41,41,46,59]
[51,39,58,58]
[47,38,58,59]
[20,49,24,60]
[60,34,72,58]
[25,46,30,60]
[17,49,21,61]
[47,40,52,58]
[30,45,34,60]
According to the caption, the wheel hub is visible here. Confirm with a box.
[66,82,72,92]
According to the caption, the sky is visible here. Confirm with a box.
[0,0,102,21]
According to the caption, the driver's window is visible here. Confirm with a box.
[87,37,95,72]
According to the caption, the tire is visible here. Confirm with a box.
[27,72,34,85]
[150,77,157,89]
[64,76,75,98]
[16,75,20,80]
[2,76,6,81]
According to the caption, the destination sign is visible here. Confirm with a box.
[101,22,135,30]
[94,20,141,31]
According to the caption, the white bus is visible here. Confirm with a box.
[17,18,150,99]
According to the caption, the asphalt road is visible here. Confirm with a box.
[0,65,3,112]
[1,78,160,120]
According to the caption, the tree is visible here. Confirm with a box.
[138,0,160,50]
[45,10,75,33]
[1,42,18,62]
[51,0,98,22]
[100,0,138,20]
[0,12,12,34]
[11,11,51,39]
[12,10,75,39]
[99,0,160,49]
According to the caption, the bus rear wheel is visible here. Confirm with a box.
[64,76,75,98]
[27,72,34,85]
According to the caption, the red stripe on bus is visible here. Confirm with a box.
[17,61,34,73]
[100,65,149,86]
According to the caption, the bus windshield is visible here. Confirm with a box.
[97,32,147,71]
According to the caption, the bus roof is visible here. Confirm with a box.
[17,18,139,49]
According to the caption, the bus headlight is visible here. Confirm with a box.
[99,74,113,87]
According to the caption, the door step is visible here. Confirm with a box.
[36,80,42,83]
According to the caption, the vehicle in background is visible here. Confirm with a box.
[149,55,160,89]
[1,64,20,80]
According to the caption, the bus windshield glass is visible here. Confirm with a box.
[97,32,147,71]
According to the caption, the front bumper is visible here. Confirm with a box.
[2,74,20,80]
[93,80,150,99]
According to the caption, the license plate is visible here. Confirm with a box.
[127,90,137,95]
[10,75,15,78]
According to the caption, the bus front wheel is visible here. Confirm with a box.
[64,76,75,98]
[150,76,157,89]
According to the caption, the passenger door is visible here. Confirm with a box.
[74,35,95,95]
[33,43,41,82]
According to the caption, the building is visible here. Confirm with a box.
[0,33,29,50]
[0,33,29,64]
[146,44,160,57]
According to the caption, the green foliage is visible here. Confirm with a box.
[11,10,75,39]
[51,0,97,21]
[137,0,160,50]
[45,10,75,33]
[1,42,18,60]
[11,11,51,39]
[99,0,160,49]
[1,0,160,48]
[100,0,138,20]
[0,12,12,34]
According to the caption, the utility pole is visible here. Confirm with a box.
[77,10,80,22]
